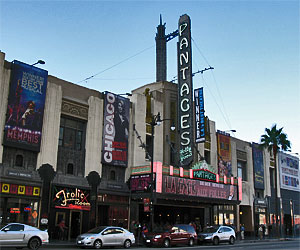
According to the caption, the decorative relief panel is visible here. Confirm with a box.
[61,100,88,120]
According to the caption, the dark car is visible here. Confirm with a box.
[144,224,197,247]
[198,225,235,245]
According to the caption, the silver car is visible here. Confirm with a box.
[0,223,49,249]
[76,226,135,249]
[198,225,236,245]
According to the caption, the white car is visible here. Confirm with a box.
[76,226,135,249]
[0,223,49,249]
[198,225,236,245]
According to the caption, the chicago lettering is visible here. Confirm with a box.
[103,93,116,163]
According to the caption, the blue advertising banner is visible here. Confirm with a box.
[252,143,265,189]
[194,87,205,143]
[3,60,48,152]
[101,92,130,167]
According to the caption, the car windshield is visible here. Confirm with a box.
[87,226,107,234]
[202,227,218,233]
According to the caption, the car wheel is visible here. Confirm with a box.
[124,239,131,249]
[94,239,102,249]
[28,237,41,250]
[163,238,170,248]
[188,238,194,247]
[229,236,235,245]
[213,236,219,245]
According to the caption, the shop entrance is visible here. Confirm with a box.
[69,211,82,239]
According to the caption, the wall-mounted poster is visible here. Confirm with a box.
[278,152,299,192]
[101,92,130,167]
[217,131,232,177]
[252,143,265,189]
[3,60,48,152]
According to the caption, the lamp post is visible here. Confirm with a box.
[149,112,175,232]
[31,60,45,66]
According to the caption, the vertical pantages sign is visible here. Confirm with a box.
[252,143,265,189]
[101,92,130,167]
[194,87,205,143]
[217,131,232,177]
[3,60,48,152]
[177,14,194,167]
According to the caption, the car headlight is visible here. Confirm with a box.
[154,235,162,239]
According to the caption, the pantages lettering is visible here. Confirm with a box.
[178,14,193,166]
[55,188,90,207]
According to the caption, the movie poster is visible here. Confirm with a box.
[217,132,232,177]
[101,92,130,167]
[279,152,299,192]
[3,60,48,152]
[252,143,265,189]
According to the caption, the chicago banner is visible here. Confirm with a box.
[101,92,130,167]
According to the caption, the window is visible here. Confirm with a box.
[59,117,84,150]
[270,167,275,188]
[204,150,211,164]
[3,224,24,231]
[237,160,247,181]
[110,170,116,181]
[15,155,23,167]
[67,163,74,175]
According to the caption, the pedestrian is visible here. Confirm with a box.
[58,220,68,240]
[240,224,245,240]
[258,225,263,240]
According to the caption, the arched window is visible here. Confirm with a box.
[15,155,23,167]
[67,163,74,175]
[110,170,116,181]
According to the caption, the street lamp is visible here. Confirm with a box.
[149,112,175,231]
[31,60,45,66]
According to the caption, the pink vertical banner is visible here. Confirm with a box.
[170,165,174,176]
[155,162,163,193]
[238,177,242,201]
[190,169,193,179]
[180,167,184,177]
[224,175,227,184]
[216,174,219,183]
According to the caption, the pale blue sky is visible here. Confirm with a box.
[1,0,299,155]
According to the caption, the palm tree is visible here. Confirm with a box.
[260,124,291,238]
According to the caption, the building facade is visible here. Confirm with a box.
[0,51,299,240]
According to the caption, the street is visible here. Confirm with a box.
[20,239,300,250]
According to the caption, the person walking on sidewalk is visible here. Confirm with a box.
[240,224,245,240]
[258,225,263,240]
[58,220,68,240]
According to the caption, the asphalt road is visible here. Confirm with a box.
[1,239,299,250]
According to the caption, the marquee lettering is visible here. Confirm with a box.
[55,188,90,207]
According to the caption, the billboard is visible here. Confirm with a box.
[279,152,299,192]
[217,131,232,177]
[252,143,265,189]
[194,87,205,143]
[162,175,237,201]
[3,60,48,152]
[177,14,194,167]
[101,92,130,167]
[130,174,152,193]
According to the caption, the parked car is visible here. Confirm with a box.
[76,226,135,249]
[198,225,235,245]
[144,224,197,247]
[0,223,49,249]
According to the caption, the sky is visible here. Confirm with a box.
[1,0,299,156]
